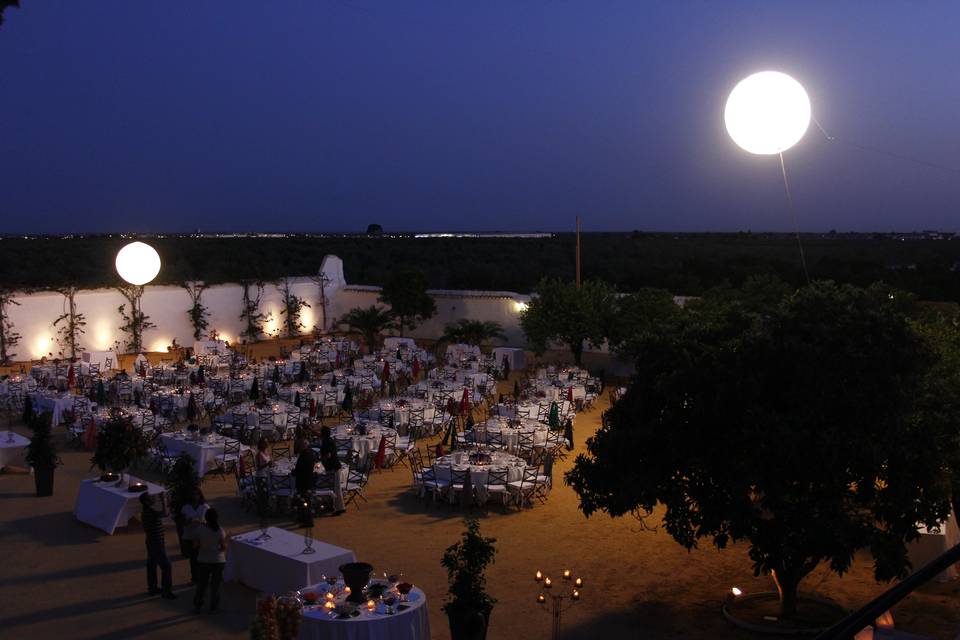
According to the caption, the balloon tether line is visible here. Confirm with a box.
[779,152,811,285]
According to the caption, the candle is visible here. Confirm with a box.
[731,587,742,597]
[536,593,546,604]
[574,577,583,588]
[572,589,581,601]
[324,601,336,610]
[325,592,335,601]
[535,570,543,582]
[544,577,552,589]
[367,599,376,611]
[344,586,351,595]
[562,569,571,580]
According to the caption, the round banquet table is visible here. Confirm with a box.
[298,584,430,640]
[433,451,527,503]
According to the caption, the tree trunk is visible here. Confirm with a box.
[571,341,583,366]
[771,568,801,620]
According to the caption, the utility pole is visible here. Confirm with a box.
[575,216,582,290]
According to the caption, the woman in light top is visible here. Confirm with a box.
[180,487,208,585]
[254,436,272,477]
[192,508,227,613]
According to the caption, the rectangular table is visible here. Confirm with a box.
[0,431,28,469]
[73,475,167,534]
[224,527,355,594]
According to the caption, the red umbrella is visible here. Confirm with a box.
[460,388,470,414]
[374,435,387,469]
[411,356,420,379]
[567,387,574,403]
[382,360,390,381]
[67,364,75,389]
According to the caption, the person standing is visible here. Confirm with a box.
[140,492,176,599]
[292,436,317,497]
[193,508,227,613]
[318,426,346,515]
[180,487,208,585]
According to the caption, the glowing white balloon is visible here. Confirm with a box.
[115,241,161,286]
[724,71,811,155]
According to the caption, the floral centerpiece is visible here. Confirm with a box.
[90,415,148,480]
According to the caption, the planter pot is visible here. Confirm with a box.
[34,465,56,497]
[446,603,492,640]
[339,562,373,603]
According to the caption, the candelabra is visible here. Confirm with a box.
[534,568,584,640]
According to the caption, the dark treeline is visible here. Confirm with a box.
[2,233,960,300]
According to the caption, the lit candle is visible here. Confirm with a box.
[535,570,543,582]
[344,586,352,595]
[325,592,335,601]
[572,589,580,601]
[574,577,583,588]
[731,587,742,597]
[544,577,552,589]
[324,601,336,610]
[367,599,376,611]
[562,569,571,580]
[536,593,546,604]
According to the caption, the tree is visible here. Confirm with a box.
[366,223,384,236]
[567,281,959,619]
[182,281,210,341]
[379,267,436,337]
[520,278,616,365]
[441,319,505,349]
[0,290,21,365]
[116,285,155,353]
[54,287,87,360]
[239,281,269,342]
[339,306,396,354]
[279,278,310,338]
[606,287,680,361]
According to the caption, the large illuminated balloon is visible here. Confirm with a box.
[115,241,161,285]
[725,71,811,155]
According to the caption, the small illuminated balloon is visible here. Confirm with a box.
[724,71,811,155]
[115,241,161,285]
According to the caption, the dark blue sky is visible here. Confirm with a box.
[2,2,959,233]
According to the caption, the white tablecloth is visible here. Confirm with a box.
[383,337,416,350]
[194,339,228,355]
[73,475,167,534]
[161,433,233,478]
[299,585,430,640]
[224,527,356,594]
[493,347,525,371]
[29,392,78,426]
[0,431,28,469]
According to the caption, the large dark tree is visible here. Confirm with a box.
[520,278,616,365]
[379,267,436,337]
[567,281,960,619]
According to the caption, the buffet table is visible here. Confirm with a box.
[299,583,430,640]
[73,475,166,534]
[224,527,356,594]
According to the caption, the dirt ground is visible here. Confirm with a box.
[1,354,958,639]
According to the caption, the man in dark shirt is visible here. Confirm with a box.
[293,436,317,497]
[140,492,176,599]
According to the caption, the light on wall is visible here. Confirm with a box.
[115,241,161,286]
[513,301,528,313]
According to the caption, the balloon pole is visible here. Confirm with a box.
[778,152,810,285]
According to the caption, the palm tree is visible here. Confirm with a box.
[441,319,506,349]
[339,306,396,354]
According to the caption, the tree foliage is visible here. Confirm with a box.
[441,518,497,615]
[182,281,210,341]
[239,281,269,342]
[0,289,21,365]
[567,281,960,618]
[520,278,616,365]
[379,267,436,336]
[441,319,506,348]
[339,305,396,354]
[279,278,310,338]
[53,287,86,360]
[116,285,155,353]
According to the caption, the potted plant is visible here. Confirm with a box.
[442,518,497,640]
[90,415,147,481]
[165,453,199,553]
[25,412,62,497]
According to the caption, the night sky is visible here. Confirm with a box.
[2,2,959,234]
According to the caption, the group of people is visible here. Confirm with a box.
[139,488,226,613]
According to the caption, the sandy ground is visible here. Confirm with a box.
[1,363,958,639]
